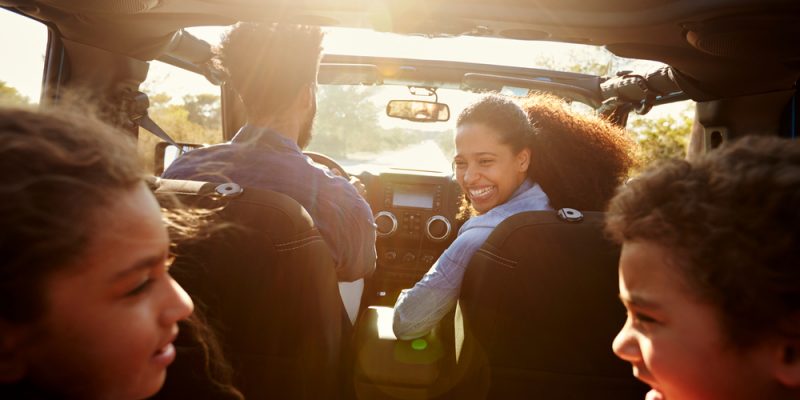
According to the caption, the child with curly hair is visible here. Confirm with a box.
[606,135,800,400]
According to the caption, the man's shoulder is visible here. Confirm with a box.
[167,142,308,171]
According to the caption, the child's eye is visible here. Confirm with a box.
[121,255,173,298]
[630,311,658,327]
[453,161,467,169]
[479,158,493,166]
[126,278,154,297]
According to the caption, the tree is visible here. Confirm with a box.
[533,47,612,76]
[183,94,221,130]
[628,103,693,168]
[311,85,383,157]
[137,90,222,174]
[0,81,31,105]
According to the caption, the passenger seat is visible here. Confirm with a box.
[452,209,648,399]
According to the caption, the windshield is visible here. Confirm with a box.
[308,85,479,174]
[172,26,671,173]
[308,84,597,174]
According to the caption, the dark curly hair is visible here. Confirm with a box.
[605,135,800,347]
[217,22,323,119]
[521,93,637,210]
[455,93,636,215]
[457,94,534,154]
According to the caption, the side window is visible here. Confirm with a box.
[0,9,48,106]
[138,60,223,174]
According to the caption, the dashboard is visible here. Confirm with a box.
[361,170,461,305]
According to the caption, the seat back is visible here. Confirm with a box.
[454,210,647,399]
[154,179,347,400]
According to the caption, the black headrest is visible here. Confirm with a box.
[456,210,647,399]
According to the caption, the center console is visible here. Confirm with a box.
[364,170,461,305]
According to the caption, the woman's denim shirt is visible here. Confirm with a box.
[393,179,551,339]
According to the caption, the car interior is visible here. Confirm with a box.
[2,0,799,398]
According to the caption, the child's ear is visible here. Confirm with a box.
[0,322,30,383]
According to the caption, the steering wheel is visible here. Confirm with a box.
[304,151,350,180]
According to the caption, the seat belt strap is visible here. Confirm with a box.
[136,112,180,148]
[123,90,182,150]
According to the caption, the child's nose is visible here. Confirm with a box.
[612,318,642,363]
[160,277,194,326]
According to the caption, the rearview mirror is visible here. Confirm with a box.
[386,100,450,122]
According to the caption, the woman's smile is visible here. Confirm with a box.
[468,185,496,202]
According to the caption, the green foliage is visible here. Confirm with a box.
[628,103,693,168]
[137,91,222,174]
[533,47,612,76]
[0,81,31,105]
[183,94,221,130]
[310,85,447,159]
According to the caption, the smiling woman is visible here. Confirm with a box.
[393,93,636,340]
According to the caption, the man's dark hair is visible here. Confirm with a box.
[217,23,323,118]
[606,135,800,348]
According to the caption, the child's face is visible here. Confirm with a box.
[612,240,778,400]
[22,183,194,399]
[454,122,530,214]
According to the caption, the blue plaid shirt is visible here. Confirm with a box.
[163,125,377,282]
[393,179,551,339]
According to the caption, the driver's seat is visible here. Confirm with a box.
[154,178,348,399]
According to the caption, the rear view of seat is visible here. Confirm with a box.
[154,179,348,400]
[453,210,647,399]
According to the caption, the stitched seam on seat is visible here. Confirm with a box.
[275,237,324,252]
[274,235,320,248]
[477,249,517,268]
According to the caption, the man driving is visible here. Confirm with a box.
[163,23,376,282]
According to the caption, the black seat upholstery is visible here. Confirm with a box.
[154,179,348,400]
[453,210,647,399]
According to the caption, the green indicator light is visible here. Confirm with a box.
[411,339,428,351]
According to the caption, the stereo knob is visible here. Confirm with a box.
[425,215,452,241]
[374,211,398,237]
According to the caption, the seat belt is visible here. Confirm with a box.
[123,90,182,149]
[137,111,180,148]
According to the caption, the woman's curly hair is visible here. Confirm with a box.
[606,135,800,347]
[521,93,637,211]
[455,93,636,217]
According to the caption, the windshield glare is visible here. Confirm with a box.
[180,25,670,173]
[308,85,475,174]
